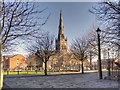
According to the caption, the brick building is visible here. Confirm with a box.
[3,54,27,71]
[26,53,43,71]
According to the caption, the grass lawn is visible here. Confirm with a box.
[4,71,44,75]
[4,71,79,75]
[3,71,67,75]
[3,69,108,75]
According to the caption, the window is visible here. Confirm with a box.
[16,59,19,66]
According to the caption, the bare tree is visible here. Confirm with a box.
[70,38,88,74]
[0,1,49,88]
[1,1,50,51]
[27,32,55,76]
[87,28,108,69]
[90,1,120,55]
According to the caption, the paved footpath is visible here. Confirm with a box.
[3,72,119,88]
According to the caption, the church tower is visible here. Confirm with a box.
[56,10,67,54]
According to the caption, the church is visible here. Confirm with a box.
[47,10,89,71]
[26,10,90,72]
[55,10,67,54]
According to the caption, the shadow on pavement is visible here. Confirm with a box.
[2,82,10,89]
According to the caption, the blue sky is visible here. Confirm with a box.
[40,2,97,45]
[13,2,98,56]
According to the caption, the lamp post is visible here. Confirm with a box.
[107,48,111,77]
[96,27,102,79]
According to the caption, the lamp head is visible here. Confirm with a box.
[96,27,101,35]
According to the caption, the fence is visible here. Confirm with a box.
[110,59,120,80]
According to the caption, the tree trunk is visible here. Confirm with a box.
[90,55,92,70]
[44,61,47,76]
[7,70,9,75]
[0,37,3,89]
[59,66,60,72]
[89,51,92,70]
[81,61,84,74]
[18,71,19,75]
[78,63,80,72]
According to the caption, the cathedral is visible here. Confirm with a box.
[27,10,90,72]
[56,10,67,54]
[47,10,88,71]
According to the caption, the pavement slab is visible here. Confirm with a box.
[3,72,119,88]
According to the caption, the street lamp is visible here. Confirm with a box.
[96,27,103,79]
[107,48,111,77]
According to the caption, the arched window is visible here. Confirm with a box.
[16,59,19,66]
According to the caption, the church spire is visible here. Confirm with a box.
[58,9,64,39]
[56,9,67,53]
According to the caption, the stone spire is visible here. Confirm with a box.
[56,9,67,53]
[58,9,64,40]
